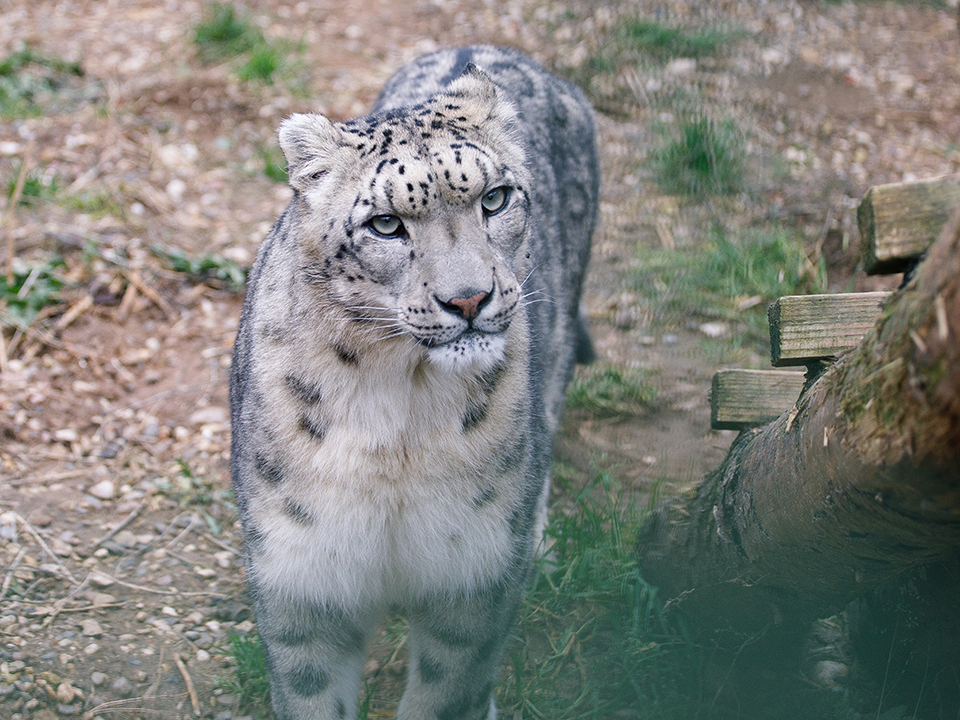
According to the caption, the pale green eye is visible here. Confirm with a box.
[369,215,404,237]
[481,186,510,215]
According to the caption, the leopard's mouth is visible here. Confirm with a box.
[423,328,508,372]
[420,327,496,349]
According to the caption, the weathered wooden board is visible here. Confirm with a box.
[710,369,807,430]
[768,292,889,366]
[857,174,960,274]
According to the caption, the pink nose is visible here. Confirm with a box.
[441,290,490,322]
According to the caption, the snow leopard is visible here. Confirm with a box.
[230,45,599,719]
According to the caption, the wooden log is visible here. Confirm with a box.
[858,173,960,274]
[768,291,889,366]
[637,206,960,640]
[710,369,806,430]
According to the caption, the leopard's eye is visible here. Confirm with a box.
[481,186,510,215]
[369,215,404,237]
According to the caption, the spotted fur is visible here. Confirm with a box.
[231,45,599,720]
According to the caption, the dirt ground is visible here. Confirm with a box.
[1,0,958,718]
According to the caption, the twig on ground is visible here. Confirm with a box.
[203,532,239,556]
[4,140,35,285]
[145,648,165,704]
[92,497,149,548]
[54,601,127,613]
[0,546,27,601]
[53,293,94,333]
[18,322,95,362]
[124,268,174,318]
[88,574,178,595]
[12,511,79,585]
[43,572,91,627]
[166,513,204,549]
[174,653,202,716]
[82,695,183,719]
[8,468,94,488]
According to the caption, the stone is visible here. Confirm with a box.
[89,574,114,588]
[110,676,133,696]
[189,406,228,425]
[80,619,103,637]
[56,681,78,702]
[665,58,697,75]
[113,530,138,548]
[88,480,116,500]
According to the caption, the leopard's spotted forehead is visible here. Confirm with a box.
[339,100,517,217]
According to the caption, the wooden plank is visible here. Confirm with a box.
[710,369,806,430]
[857,174,960,274]
[768,292,889,367]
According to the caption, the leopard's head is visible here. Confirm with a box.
[278,67,533,372]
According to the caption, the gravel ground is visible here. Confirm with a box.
[1,0,958,718]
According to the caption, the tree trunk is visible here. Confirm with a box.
[637,207,960,642]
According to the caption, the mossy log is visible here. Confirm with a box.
[637,207,960,641]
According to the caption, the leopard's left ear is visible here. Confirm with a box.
[446,63,499,105]
[445,63,519,129]
[278,113,345,192]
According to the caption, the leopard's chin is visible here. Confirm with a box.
[426,331,507,374]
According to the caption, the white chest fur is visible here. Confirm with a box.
[251,337,526,609]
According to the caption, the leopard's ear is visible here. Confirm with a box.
[445,63,519,130]
[277,113,345,192]
[445,63,499,105]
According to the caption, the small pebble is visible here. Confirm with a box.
[56,681,77,703]
[81,619,104,637]
[90,671,106,686]
[113,530,138,548]
[89,573,114,587]
[111,676,133,696]
[87,480,116,500]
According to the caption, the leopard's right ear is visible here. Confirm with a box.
[278,113,344,192]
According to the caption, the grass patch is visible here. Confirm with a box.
[618,18,742,59]
[194,2,260,60]
[0,258,66,330]
[498,472,699,717]
[193,2,297,85]
[238,42,283,84]
[6,164,59,207]
[0,46,84,117]
[258,143,287,182]
[152,246,247,290]
[567,365,657,416]
[629,226,823,342]
[567,17,746,116]
[651,114,745,196]
[61,188,124,218]
[221,632,272,718]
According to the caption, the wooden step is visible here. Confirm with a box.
[768,292,889,366]
[711,369,807,430]
[857,174,960,275]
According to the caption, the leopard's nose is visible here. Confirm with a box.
[436,289,491,322]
